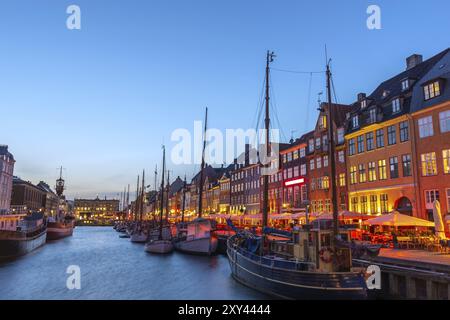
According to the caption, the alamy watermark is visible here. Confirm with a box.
[367,5,382,30]
[366,265,381,290]
[66,5,81,30]
[66,265,81,290]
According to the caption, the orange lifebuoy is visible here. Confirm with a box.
[319,247,333,263]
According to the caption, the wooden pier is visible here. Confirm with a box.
[354,248,450,300]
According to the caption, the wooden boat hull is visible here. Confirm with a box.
[174,236,218,256]
[46,222,73,241]
[0,229,47,259]
[145,240,174,254]
[227,245,367,300]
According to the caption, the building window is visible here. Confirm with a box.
[282,154,287,163]
[309,159,315,171]
[361,100,367,109]
[421,152,437,176]
[446,189,450,213]
[443,149,450,174]
[399,121,409,142]
[352,116,359,128]
[380,194,388,214]
[323,176,330,190]
[294,166,299,177]
[319,115,327,130]
[369,108,377,123]
[402,154,412,177]
[392,98,401,114]
[418,116,434,138]
[387,125,396,145]
[348,138,356,156]
[350,166,357,185]
[378,160,387,180]
[366,132,374,151]
[338,151,345,163]
[287,152,293,162]
[360,196,368,214]
[358,164,366,183]
[423,81,441,100]
[293,150,299,160]
[370,195,378,215]
[316,157,322,169]
[390,157,399,179]
[376,129,384,148]
[308,139,314,153]
[315,137,321,150]
[337,128,345,144]
[425,190,440,206]
[440,110,450,133]
[300,147,306,158]
[317,200,323,213]
[323,155,329,167]
[357,135,364,153]
[339,173,346,187]
[368,162,377,182]
[325,199,331,213]
[351,197,358,212]
[401,79,409,91]
[300,164,306,176]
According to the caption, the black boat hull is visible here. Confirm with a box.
[227,247,367,300]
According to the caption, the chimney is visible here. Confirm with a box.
[357,93,366,102]
[406,54,423,70]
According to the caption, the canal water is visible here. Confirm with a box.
[0,227,268,300]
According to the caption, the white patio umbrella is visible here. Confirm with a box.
[433,200,446,240]
[363,210,435,227]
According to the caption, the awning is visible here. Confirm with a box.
[363,211,435,227]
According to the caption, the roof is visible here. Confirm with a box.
[347,48,450,134]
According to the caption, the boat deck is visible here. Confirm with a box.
[376,248,450,271]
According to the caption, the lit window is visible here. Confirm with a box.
[418,116,434,138]
[380,194,388,214]
[443,149,450,174]
[421,152,437,176]
[339,173,346,187]
[350,166,357,185]
[368,162,377,181]
[319,115,327,130]
[423,81,441,100]
[351,197,358,212]
[439,110,450,133]
[358,164,366,183]
[378,160,387,180]
[360,196,368,214]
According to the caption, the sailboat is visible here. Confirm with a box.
[131,170,148,243]
[145,145,174,254]
[46,167,74,241]
[173,107,218,255]
[227,51,367,299]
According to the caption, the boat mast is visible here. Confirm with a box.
[326,60,339,254]
[181,174,187,223]
[126,184,130,218]
[261,50,275,255]
[140,169,145,222]
[197,107,208,218]
[154,164,158,219]
[159,146,166,240]
[165,170,170,220]
[135,175,140,222]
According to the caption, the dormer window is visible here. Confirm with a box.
[392,98,401,114]
[424,80,441,100]
[319,115,327,130]
[382,90,390,98]
[401,79,410,91]
[361,100,367,109]
[352,115,359,128]
[369,108,377,123]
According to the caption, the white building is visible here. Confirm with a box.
[0,145,15,214]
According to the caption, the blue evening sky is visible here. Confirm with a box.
[1,0,449,199]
